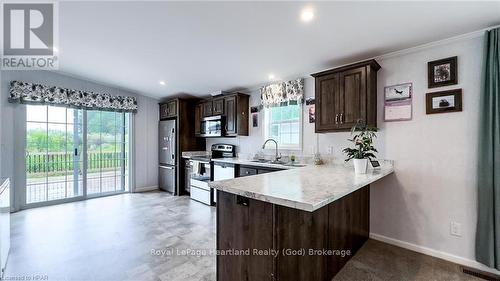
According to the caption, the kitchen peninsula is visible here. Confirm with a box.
[209,162,394,281]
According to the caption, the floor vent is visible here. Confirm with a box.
[461,266,500,281]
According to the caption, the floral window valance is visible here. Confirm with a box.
[8,80,138,113]
[260,78,304,108]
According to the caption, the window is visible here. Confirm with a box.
[263,104,302,150]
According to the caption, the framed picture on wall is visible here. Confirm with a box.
[384,82,413,122]
[426,89,462,114]
[385,83,412,101]
[428,56,458,88]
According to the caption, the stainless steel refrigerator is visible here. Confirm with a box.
[159,120,176,193]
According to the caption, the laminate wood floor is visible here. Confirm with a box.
[6,192,216,281]
[5,191,487,281]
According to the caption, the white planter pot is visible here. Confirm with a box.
[353,158,369,174]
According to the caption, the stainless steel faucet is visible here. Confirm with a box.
[262,139,282,163]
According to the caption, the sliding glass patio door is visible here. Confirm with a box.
[26,105,84,204]
[86,111,129,196]
[25,105,129,206]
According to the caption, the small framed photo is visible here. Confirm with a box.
[305,97,315,105]
[426,89,462,114]
[428,56,457,88]
[308,105,315,123]
[252,113,259,127]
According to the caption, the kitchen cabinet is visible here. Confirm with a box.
[217,191,274,281]
[311,60,380,132]
[194,103,202,135]
[202,101,213,117]
[238,166,257,177]
[195,93,249,137]
[257,167,282,174]
[216,185,370,281]
[225,93,249,136]
[212,98,225,115]
[160,100,177,119]
[238,165,283,177]
[224,96,236,135]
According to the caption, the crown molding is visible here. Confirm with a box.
[376,29,487,60]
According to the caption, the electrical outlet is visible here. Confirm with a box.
[450,221,462,237]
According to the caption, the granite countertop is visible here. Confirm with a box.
[211,158,307,169]
[209,161,394,212]
[181,151,210,159]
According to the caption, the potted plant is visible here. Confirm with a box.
[342,121,378,174]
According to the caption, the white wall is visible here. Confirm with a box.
[371,36,485,269]
[0,71,159,210]
[207,35,494,271]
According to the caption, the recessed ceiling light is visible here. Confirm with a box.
[300,7,314,22]
[159,81,166,86]
[268,74,275,80]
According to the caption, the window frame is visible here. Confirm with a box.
[262,103,303,151]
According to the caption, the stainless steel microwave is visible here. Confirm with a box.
[200,115,226,137]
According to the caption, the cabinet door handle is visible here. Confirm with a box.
[236,195,249,207]
[340,113,344,124]
[335,114,339,124]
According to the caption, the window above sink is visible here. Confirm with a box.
[262,103,302,151]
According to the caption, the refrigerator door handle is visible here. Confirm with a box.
[159,166,174,170]
[171,130,175,160]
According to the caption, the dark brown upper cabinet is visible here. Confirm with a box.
[311,60,380,132]
[224,95,237,135]
[194,103,203,135]
[227,93,249,136]
[213,97,225,115]
[159,99,178,119]
[195,93,249,137]
[202,101,213,117]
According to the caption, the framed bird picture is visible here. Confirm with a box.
[385,83,412,101]
[384,82,413,122]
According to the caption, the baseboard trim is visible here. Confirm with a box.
[369,233,500,275]
[134,186,159,193]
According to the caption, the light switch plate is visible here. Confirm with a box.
[450,221,462,237]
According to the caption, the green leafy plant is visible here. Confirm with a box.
[342,121,378,162]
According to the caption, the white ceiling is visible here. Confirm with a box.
[57,1,500,99]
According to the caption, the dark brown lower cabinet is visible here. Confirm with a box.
[217,191,274,281]
[216,186,370,281]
